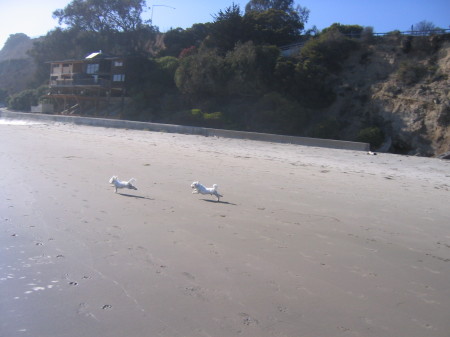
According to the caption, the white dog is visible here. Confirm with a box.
[191,181,223,201]
[109,176,137,193]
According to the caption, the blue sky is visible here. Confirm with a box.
[1,0,449,49]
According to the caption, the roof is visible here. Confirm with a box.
[47,51,123,64]
[84,51,116,59]
[85,51,103,59]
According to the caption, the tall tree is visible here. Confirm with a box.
[160,23,211,57]
[244,0,309,45]
[245,0,309,23]
[245,9,304,45]
[245,0,310,29]
[53,0,148,33]
[246,0,294,12]
[207,4,247,53]
[412,20,443,35]
[175,47,229,99]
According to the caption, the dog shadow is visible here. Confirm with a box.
[118,193,153,200]
[201,199,237,206]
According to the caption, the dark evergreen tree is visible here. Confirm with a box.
[53,0,148,32]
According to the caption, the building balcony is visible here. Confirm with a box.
[50,78,112,87]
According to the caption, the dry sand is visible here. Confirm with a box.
[1,119,449,337]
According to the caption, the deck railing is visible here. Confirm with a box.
[50,78,111,87]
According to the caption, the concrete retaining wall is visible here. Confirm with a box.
[0,110,370,151]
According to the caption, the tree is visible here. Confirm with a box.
[225,42,278,96]
[175,47,229,99]
[28,28,83,86]
[300,28,359,72]
[244,9,304,46]
[243,0,308,46]
[321,23,364,38]
[207,4,247,53]
[53,0,148,33]
[245,0,296,12]
[7,86,48,111]
[159,23,211,57]
[0,88,8,103]
[245,0,310,29]
[412,20,443,35]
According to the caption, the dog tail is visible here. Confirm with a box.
[126,178,137,189]
[212,184,223,200]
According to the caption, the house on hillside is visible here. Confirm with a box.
[46,51,127,115]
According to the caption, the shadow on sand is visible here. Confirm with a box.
[118,193,153,200]
[201,199,237,206]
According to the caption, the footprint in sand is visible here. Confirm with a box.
[277,305,287,313]
[182,272,195,280]
[239,313,259,326]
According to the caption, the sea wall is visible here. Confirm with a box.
[0,110,369,151]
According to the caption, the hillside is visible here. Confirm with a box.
[323,34,450,156]
[0,33,34,61]
[0,34,37,95]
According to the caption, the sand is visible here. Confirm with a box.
[1,119,449,337]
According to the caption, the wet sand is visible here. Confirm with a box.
[1,120,449,337]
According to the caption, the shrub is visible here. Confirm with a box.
[191,108,202,117]
[203,111,223,120]
[0,88,8,103]
[410,36,434,53]
[169,108,225,128]
[437,104,450,127]
[310,117,340,139]
[397,62,427,85]
[175,47,228,98]
[8,87,47,111]
[356,126,385,149]
[179,46,197,59]
[250,92,309,135]
[321,23,364,38]
[202,111,225,128]
[300,29,359,72]
[361,26,374,43]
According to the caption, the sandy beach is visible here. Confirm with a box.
[1,119,449,337]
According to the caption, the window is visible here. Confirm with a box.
[86,63,99,74]
[51,64,60,74]
[61,63,72,74]
[114,61,123,67]
[113,74,125,82]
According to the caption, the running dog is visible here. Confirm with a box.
[191,181,223,201]
[109,176,137,193]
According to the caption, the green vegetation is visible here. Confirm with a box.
[437,104,450,127]
[397,62,428,85]
[7,86,48,111]
[356,126,385,149]
[0,88,9,103]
